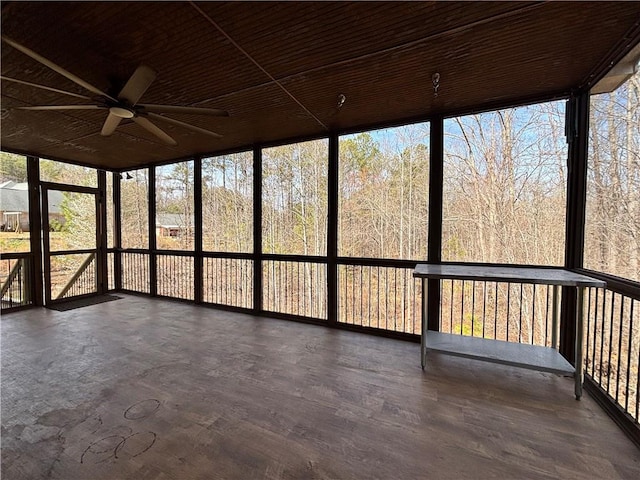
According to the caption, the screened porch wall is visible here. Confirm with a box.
[2,85,638,446]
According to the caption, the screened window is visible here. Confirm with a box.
[202,152,253,253]
[0,152,30,253]
[338,124,429,260]
[156,161,194,251]
[585,71,640,281]
[121,168,149,249]
[39,158,97,187]
[442,103,567,265]
[262,140,328,256]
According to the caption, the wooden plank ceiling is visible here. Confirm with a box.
[1,1,639,170]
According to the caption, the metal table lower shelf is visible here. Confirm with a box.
[425,331,574,375]
[413,264,606,399]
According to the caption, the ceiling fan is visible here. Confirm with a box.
[1,35,228,146]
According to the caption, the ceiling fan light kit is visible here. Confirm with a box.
[109,106,136,119]
[1,35,228,146]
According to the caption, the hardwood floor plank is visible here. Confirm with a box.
[1,294,639,479]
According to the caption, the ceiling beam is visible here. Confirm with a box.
[189,0,329,131]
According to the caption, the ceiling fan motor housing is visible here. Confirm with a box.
[109,105,136,119]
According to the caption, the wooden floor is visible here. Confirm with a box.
[2,294,639,479]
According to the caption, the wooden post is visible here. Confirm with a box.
[327,133,339,325]
[427,117,444,332]
[97,170,108,294]
[26,156,43,306]
[113,171,122,290]
[194,157,203,304]
[149,166,157,296]
[253,146,263,313]
[561,91,590,364]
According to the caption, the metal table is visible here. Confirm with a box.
[413,264,606,399]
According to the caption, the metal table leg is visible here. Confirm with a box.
[421,279,427,369]
[551,285,559,350]
[575,286,585,400]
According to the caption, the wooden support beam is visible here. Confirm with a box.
[253,146,263,313]
[194,157,203,304]
[327,133,339,325]
[113,171,122,290]
[97,170,108,294]
[148,166,157,296]
[561,91,590,364]
[427,117,444,331]
[26,156,43,306]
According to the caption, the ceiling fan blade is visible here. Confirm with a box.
[1,76,91,100]
[147,112,223,139]
[101,112,123,136]
[118,65,157,105]
[1,35,116,102]
[17,105,103,111]
[138,104,228,117]
[133,116,177,146]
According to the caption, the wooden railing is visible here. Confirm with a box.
[581,269,640,445]
[0,254,32,310]
[55,252,96,299]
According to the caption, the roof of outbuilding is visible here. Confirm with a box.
[0,182,63,214]
[156,213,194,229]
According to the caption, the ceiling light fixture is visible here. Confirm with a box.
[109,105,135,119]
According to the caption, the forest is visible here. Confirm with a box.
[1,70,638,418]
[1,70,638,309]
[114,74,639,280]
